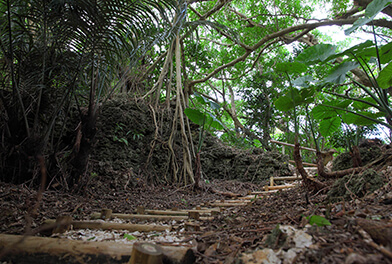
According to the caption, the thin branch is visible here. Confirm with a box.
[188,17,362,86]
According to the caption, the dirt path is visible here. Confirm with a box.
[1,177,392,263]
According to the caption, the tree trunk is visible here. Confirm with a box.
[294,142,310,183]
[69,107,98,191]
[295,143,325,192]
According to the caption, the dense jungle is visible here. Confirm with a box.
[1,0,392,263]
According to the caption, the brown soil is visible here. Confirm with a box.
[1,172,391,263]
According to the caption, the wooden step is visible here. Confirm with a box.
[0,234,195,264]
[44,219,171,232]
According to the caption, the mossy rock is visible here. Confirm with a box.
[89,97,291,184]
[327,169,384,202]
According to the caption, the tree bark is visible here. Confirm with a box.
[294,143,326,192]
[316,150,364,178]
[0,234,195,264]
[69,107,98,191]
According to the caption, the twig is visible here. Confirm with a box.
[344,171,357,200]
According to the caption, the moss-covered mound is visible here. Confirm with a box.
[327,169,384,202]
[332,146,382,171]
[90,97,291,185]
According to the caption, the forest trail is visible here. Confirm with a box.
[2,167,391,264]
[0,178,302,264]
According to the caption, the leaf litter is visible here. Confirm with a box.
[0,169,392,263]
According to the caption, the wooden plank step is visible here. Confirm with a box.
[203,202,250,207]
[288,160,317,167]
[263,184,296,191]
[248,190,279,196]
[44,219,171,232]
[141,208,219,215]
[272,176,303,181]
[90,213,213,221]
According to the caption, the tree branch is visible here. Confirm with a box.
[188,17,361,87]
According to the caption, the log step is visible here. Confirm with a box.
[0,234,195,264]
[263,184,297,191]
[90,212,214,221]
[44,219,171,233]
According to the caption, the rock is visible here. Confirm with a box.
[87,97,291,186]
[239,248,281,264]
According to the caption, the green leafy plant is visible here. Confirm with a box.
[294,0,392,140]
[185,92,224,152]
[274,62,314,137]
[184,92,224,188]
[113,123,144,146]
[345,0,392,35]
[298,41,392,138]
[181,198,188,205]
[306,215,331,227]
[113,123,130,146]
[124,234,137,241]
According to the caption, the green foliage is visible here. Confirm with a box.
[113,123,130,146]
[275,87,315,112]
[345,0,392,35]
[124,234,137,241]
[377,62,392,88]
[275,62,308,74]
[239,73,280,150]
[324,61,360,84]
[306,215,331,227]
[185,92,224,152]
[319,117,341,137]
[0,0,184,183]
[296,38,392,142]
[296,44,338,65]
[184,108,224,130]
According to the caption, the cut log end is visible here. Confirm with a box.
[129,243,163,264]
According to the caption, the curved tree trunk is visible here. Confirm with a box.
[294,142,325,193]
[69,107,98,192]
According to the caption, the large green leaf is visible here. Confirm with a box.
[319,117,341,137]
[345,0,392,35]
[293,75,314,88]
[312,105,340,120]
[377,62,392,89]
[184,108,224,130]
[184,108,206,126]
[275,87,315,111]
[342,112,383,125]
[352,97,378,110]
[299,87,315,101]
[194,92,221,110]
[296,44,337,65]
[275,62,308,74]
[324,61,359,84]
[323,41,374,62]
[311,100,350,119]
[275,96,295,111]
[380,42,392,64]
[206,112,225,130]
